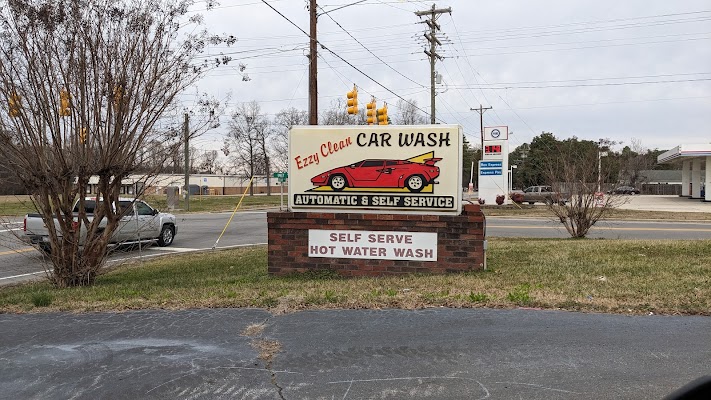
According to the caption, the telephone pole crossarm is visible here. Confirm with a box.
[471,104,492,152]
[415,4,452,124]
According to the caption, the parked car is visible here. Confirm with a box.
[607,186,640,195]
[519,185,571,205]
[310,158,441,193]
[24,198,177,253]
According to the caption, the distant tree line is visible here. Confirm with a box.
[508,132,676,190]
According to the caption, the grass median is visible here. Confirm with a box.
[0,194,286,216]
[2,194,710,221]
[1,238,709,315]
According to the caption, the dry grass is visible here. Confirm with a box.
[1,239,709,316]
[242,323,266,337]
[254,339,282,364]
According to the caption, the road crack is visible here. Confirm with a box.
[242,319,285,399]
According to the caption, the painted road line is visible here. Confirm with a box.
[109,243,268,263]
[147,247,201,252]
[0,227,22,233]
[0,270,48,281]
[0,247,37,256]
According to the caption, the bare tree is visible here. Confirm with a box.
[273,107,307,172]
[226,101,268,195]
[619,138,654,187]
[0,0,231,287]
[195,150,218,174]
[320,98,354,126]
[545,139,626,238]
[394,98,427,125]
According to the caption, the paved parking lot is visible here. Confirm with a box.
[465,192,711,213]
[615,195,711,213]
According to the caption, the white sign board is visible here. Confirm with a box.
[289,125,463,214]
[484,126,508,141]
[478,127,510,205]
[308,229,438,261]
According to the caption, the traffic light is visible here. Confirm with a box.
[366,98,376,125]
[79,127,87,144]
[59,89,71,116]
[346,84,358,115]
[8,92,21,117]
[376,103,388,125]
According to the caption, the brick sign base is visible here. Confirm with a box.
[267,204,485,277]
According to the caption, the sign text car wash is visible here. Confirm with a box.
[289,125,463,215]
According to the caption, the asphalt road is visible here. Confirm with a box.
[0,308,708,399]
[487,217,711,239]
[2,211,711,285]
[0,211,268,285]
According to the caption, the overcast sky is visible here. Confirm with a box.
[186,0,711,154]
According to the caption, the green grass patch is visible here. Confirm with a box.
[1,239,710,315]
[143,194,284,213]
[507,284,532,305]
[467,292,489,303]
[30,292,52,307]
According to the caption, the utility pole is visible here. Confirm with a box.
[183,113,190,211]
[597,138,613,193]
[415,4,451,124]
[471,104,492,152]
[308,0,318,125]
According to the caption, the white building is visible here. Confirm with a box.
[658,144,711,202]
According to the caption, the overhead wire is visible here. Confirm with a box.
[317,4,426,88]
[259,0,440,122]
[195,2,706,158]
[448,15,508,132]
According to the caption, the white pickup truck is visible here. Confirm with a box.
[24,198,177,252]
[519,185,570,205]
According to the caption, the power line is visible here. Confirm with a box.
[318,5,425,88]
[442,14,711,43]
[260,0,438,122]
[448,16,507,129]
[448,77,711,90]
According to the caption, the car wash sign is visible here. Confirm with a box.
[289,125,463,214]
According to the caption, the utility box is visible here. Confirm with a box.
[166,187,179,210]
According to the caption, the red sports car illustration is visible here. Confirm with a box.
[310,158,441,192]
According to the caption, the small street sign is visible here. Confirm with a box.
[273,172,288,182]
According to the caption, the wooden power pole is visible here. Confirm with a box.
[471,104,492,152]
[183,113,190,211]
[309,0,318,125]
[415,4,451,124]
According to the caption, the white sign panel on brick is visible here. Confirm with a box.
[289,125,463,214]
[308,229,438,261]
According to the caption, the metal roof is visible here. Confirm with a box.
[657,144,711,164]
